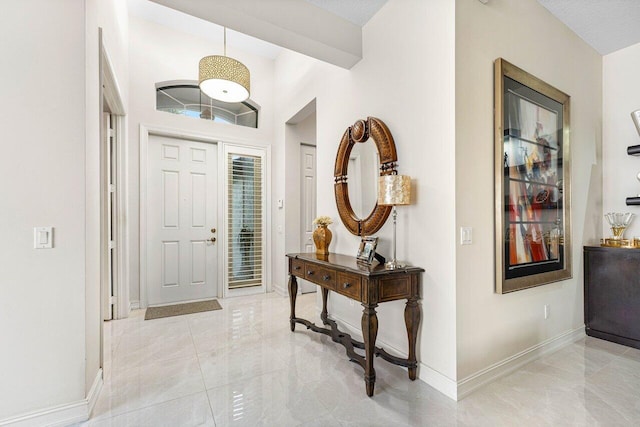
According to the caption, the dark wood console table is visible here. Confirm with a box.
[584,246,640,349]
[286,252,424,396]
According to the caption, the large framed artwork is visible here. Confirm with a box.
[494,58,572,294]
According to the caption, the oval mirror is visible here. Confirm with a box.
[334,117,398,236]
[347,142,380,219]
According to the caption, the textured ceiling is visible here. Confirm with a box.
[537,0,640,55]
[303,0,388,26]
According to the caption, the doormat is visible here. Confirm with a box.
[144,299,222,320]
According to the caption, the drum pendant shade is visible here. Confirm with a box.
[199,28,250,103]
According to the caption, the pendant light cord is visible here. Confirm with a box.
[223,27,227,56]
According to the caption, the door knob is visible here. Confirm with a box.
[210,237,217,243]
[211,228,216,233]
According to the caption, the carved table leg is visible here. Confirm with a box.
[321,287,329,324]
[362,303,378,397]
[288,275,298,331]
[405,297,420,380]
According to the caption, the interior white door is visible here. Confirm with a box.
[300,144,317,294]
[147,135,218,306]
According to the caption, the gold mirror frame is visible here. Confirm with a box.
[334,117,397,236]
[495,58,572,293]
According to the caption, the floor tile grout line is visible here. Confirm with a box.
[107,351,201,379]
[88,390,207,424]
[189,312,218,426]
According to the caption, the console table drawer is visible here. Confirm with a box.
[337,272,362,299]
[379,276,411,302]
[291,258,305,276]
[304,265,336,289]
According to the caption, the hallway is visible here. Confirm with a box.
[82,293,640,426]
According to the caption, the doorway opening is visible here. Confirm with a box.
[284,99,317,295]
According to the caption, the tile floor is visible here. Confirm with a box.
[81,293,640,426]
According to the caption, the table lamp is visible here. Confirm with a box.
[378,174,411,269]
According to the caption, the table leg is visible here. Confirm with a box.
[321,287,329,324]
[362,303,378,397]
[288,275,298,331]
[405,297,420,380]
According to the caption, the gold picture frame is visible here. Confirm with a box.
[494,58,572,293]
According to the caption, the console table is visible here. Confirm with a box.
[286,252,424,396]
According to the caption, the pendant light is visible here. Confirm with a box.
[199,27,250,103]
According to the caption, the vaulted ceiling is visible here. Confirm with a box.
[140,0,640,69]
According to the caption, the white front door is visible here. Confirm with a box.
[147,135,218,306]
[300,144,317,294]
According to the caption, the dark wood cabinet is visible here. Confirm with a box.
[286,253,424,397]
[584,246,640,349]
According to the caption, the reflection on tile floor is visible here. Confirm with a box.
[81,293,640,426]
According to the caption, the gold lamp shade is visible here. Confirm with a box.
[378,175,411,206]
[199,55,250,103]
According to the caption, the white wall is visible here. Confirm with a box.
[0,2,86,418]
[0,0,128,421]
[603,42,640,236]
[0,0,124,420]
[127,16,276,305]
[274,0,457,388]
[455,0,602,381]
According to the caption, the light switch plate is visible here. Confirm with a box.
[461,227,472,245]
[34,227,53,249]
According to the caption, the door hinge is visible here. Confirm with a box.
[109,296,116,305]
[109,184,116,193]
[107,128,115,138]
[109,240,116,249]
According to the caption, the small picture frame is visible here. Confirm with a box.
[356,236,378,264]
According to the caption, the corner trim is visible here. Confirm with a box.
[274,284,287,297]
[0,369,103,427]
[87,368,104,418]
[456,326,585,400]
[418,363,458,400]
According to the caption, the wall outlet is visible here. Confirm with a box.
[544,304,550,319]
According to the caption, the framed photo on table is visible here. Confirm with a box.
[494,58,572,294]
[356,236,378,264]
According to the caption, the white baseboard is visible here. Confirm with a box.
[418,363,458,400]
[456,326,585,400]
[329,312,461,399]
[130,300,140,310]
[86,369,103,418]
[324,312,583,402]
[0,369,103,427]
[273,284,287,297]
